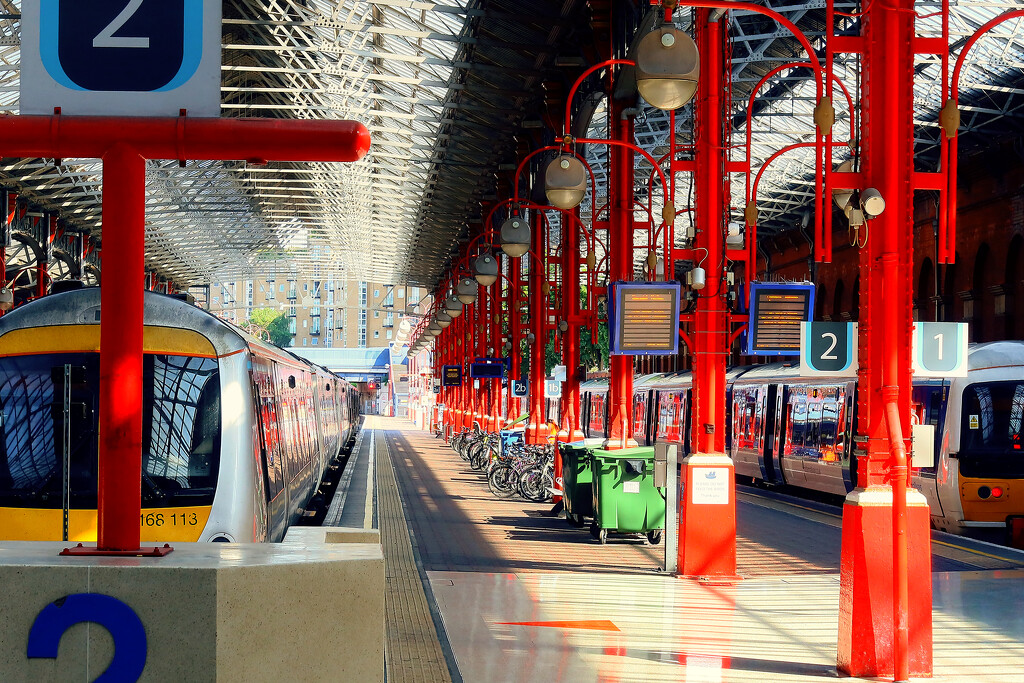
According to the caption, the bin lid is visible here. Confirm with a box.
[590,446,656,460]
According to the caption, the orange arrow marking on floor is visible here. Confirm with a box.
[495,620,621,632]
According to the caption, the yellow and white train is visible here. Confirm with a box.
[0,286,358,543]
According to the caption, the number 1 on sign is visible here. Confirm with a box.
[934,333,943,360]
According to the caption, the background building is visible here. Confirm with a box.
[200,274,424,349]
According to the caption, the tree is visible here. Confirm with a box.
[266,314,294,347]
[243,307,293,347]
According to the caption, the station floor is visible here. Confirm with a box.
[333,416,1024,682]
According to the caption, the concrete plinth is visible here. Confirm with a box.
[0,530,383,682]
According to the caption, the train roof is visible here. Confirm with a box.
[0,288,248,356]
[966,341,1024,370]
[0,288,342,381]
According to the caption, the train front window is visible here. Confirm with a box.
[959,381,1024,478]
[0,353,220,508]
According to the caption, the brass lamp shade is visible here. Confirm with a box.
[473,253,499,287]
[436,311,452,328]
[456,277,478,304]
[427,321,443,336]
[444,295,464,317]
[500,217,530,258]
[544,155,587,210]
[635,27,699,111]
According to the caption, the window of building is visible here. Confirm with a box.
[303,319,308,328]
[397,289,404,298]
[386,330,392,339]
[374,330,379,338]
[374,311,379,318]
[279,284,284,292]
[312,338,318,346]
[359,282,367,307]
[374,289,380,299]
[303,338,308,346]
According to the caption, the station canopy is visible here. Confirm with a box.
[0,2,1020,288]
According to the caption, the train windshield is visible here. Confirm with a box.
[959,381,1024,478]
[0,352,221,508]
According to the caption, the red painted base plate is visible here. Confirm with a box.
[59,543,174,558]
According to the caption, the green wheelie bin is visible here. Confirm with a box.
[559,444,593,527]
[589,447,665,544]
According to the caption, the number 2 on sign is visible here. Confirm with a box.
[94,0,150,49]
[821,332,838,360]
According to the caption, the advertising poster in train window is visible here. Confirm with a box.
[609,282,681,356]
[745,282,815,356]
[20,0,222,117]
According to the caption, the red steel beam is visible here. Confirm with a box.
[0,114,369,552]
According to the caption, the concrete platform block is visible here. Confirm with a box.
[0,540,384,682]
[284,525,381,545]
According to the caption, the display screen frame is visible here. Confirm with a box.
[609,282,681,356]
[745,282,815,356]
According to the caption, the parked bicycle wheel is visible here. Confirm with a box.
[487,465,518,498]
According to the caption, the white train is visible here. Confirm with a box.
[0,287,358,543]
[580,341,1024,539]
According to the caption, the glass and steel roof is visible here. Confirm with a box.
[0,2,1018,289]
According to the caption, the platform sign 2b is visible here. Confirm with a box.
[20,1,222,117]
[800,322,858,377]
[913,322,968,378]
[512,380,528,397]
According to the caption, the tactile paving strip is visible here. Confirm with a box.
[373,419,455,683]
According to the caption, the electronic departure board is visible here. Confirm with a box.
[469,357,505,379]
[746,282,815,356]
[609,282,681,356]
[441,365,463,387]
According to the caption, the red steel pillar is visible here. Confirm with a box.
[837,0,932,677]
[677,11,737,579]
[525,212,548,445]
[509,254,523,421]
[97,144,146,551]
[560,211,584,443]
[491,282,503,430]
[604,96,637,449]
[38,215,56,298]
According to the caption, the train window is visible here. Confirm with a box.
[142,355,221,505]
[0,353,221,510]
[959,381,1024,478]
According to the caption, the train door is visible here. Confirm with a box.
[910,382,948,518]
[632,391,648,445]
[768,385,789,485]
[760,384,779,483]
[252,360,288,541]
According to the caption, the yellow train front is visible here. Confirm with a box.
[0,286,357,543]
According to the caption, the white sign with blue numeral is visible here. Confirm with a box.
[20,1,222,117]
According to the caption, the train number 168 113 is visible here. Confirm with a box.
[140,512,199,527]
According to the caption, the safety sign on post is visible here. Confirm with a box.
[800,322,858,377]
[20,0,223,117]
[913,322,968,377]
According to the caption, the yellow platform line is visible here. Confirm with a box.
[373,418,454,683]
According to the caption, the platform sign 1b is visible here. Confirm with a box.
[913,322,968,378]
[543,380,561,399]
[800,322,858,377]
[20,0,222,117]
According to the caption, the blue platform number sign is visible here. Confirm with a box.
[21,1,222,117]
[512,380,528,397]
[913,322,968,378]
[27,593,147,681]
[800,322,858,377]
